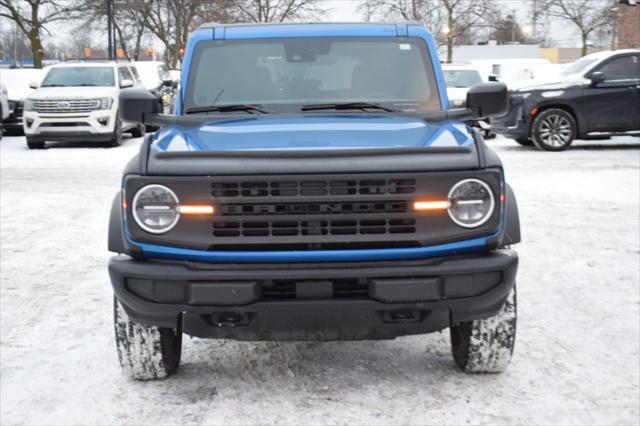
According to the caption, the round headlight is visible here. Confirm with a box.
[132,184,180,234]
[447,179,495,228]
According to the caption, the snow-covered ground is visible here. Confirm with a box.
[1,134,639,425]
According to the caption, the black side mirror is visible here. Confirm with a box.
[589,71,605,86]
[171,79,180,89]
[162,78,173,87]
[466,82,508,118]
[119,89,160,123]
[488,74,498,82]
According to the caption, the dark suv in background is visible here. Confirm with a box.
[493,49,640,151]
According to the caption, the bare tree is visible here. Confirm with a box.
[360,0,492,63]
[0,25,31,61]
[485,10,532,45]
[82,0,154,60]
[142,0,203,67]
[544,0,617,56]
[0,0,81,67]
[231,0,323,22]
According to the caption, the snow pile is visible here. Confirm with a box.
[1,135,639,425]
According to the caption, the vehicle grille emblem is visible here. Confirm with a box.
[56,101,70,109]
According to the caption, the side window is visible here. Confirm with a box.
[158,65,172,81]
[118,66,133,84]
[129,66,140,82]
[598,55,639,82]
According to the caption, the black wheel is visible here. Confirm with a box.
[130,123,145,138]
[114,297,182,380]
[26,137,45,149]
[450,286,516,373]
[531,108,577,151]
[108,114,123,147]
[514,137,533,146]
[484,130,496,139]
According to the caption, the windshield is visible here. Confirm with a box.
[560,56,599,77]
[442,69,483,88]
[41,66,115,87]
[185,37,441,113]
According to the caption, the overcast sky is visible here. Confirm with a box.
[0,0,611,52]
[322,0,602,48]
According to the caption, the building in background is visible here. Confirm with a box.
[617,0,639,49]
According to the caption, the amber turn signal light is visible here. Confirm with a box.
[177,205,215,215]
[413,200,450,211]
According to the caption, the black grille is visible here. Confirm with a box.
[221,201,407,216]
[213,218,415,238]
[211,178,415,198]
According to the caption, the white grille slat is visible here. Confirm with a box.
[32,99,102,113]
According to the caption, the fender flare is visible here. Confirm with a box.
[502,183,521,246]
[108,192,126,254]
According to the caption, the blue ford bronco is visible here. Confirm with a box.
[108,22,520,380]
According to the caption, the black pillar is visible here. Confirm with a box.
[106,0,113,60]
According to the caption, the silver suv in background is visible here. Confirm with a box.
[130,61,177,114]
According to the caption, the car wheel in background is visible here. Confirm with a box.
[531,108,577,151]
[109,114,123,147]
[449,286,516,373]
[26,137,45,149]
[114,297,182,380]
[130,123,145,138]
[514,137,533,146]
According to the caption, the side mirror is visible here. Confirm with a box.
[488,74,498,82]
[119,89,159,123]
[120,79,134,89]
[162,78,173,87]
[466,82,508,118]
[29,81,39,89]
[172,79,180,89]
[588,71,605,86]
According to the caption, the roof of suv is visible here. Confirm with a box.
[581,49,640,61]
[198,21,422,29]
[50,61,130,68]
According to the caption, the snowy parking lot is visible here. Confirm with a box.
[1,133,639,425]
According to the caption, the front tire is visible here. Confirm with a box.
[450,287,517,373]
[114,297,182,380]
[130,123,145,138]
[26,137,45,149]
[514,137,533,146]
[531,108,577,151]
[108,114,123,147]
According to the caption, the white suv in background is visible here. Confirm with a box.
[23,61,145,149]
[0,84,9,139]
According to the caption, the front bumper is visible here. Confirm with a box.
[109,249,518,341]
[2,101,24,132]
[492,97,531,139]
[23,109,116,140]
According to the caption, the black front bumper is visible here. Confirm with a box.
[26,131,113,143]
[2,114,23,133]
[492,97,531,139]
[109,250,518,341]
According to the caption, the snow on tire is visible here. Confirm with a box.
[449,286,517,373]
[114,297,182,380]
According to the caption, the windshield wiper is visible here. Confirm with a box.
[301,102,397,112]
[185,104,272,115]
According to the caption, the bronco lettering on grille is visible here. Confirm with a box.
[221,201,408,216]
